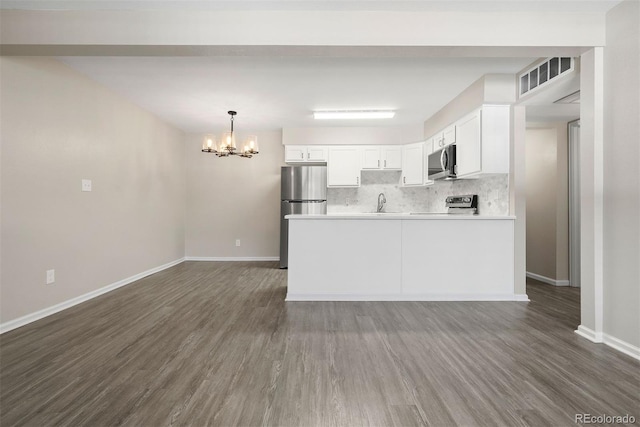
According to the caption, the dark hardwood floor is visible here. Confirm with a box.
[1,262,638,426]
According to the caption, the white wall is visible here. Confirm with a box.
[185,132,284,259]
[423,74,516,138]
[283,125,424,146]
[525,123,569,283]
[603,0,640,349]
[0,57,186,324]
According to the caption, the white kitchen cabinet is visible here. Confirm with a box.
[362,146,382,169]
[284,145,328,163]
[401,142,424,186]
[362,146,402,170]
[382,146,402,169]
[431,132,444,150]
[443,125,456,146]
[423,139,435,185]
[455,109,482,177]
[455,105,510,178]
[431,125,456,150]
[328,146,361,187]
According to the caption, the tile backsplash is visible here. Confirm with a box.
[327,171,509,215]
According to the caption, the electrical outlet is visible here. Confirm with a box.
[235,239,241,247]
[46,269,55,285]
[82,179,92,192]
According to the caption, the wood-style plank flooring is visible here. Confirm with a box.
[1,261,638,426]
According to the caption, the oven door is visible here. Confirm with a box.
[428,145,456,180]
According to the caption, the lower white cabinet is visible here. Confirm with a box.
[328,146,361,187]
[401,142,424,186]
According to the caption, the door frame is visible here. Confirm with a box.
[568,119,581,288]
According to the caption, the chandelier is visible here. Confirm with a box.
[201,111,259,158]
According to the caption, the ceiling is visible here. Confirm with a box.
[1,0,623,13]
[34,0,609,132]
[59,56,536,132]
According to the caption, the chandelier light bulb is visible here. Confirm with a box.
[201,111,258,159]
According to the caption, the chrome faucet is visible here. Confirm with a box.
[377,193,387,213]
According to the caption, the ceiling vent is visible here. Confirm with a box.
[519,57,575,98]
[554,90,581,104]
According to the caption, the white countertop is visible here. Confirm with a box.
[286,213,515,220]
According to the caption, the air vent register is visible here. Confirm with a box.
[519,57,574,97]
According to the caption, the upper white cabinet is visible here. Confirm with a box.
[455,105,510,178]
[383,147,403,169]
[423,139,435,185]
[455,109,482,177]
[362,146,402,170]
[362,147,381,169]
[431,125,456,150]
[328,146,361,187]
[401,142,424,186]
[443,125,456,146]
[285,145,328,163]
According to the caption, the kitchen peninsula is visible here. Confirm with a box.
[286,213,525,301]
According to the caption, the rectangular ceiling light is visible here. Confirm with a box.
[313,110,395,120]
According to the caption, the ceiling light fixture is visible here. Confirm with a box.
[201,111,259,158]
[313,110,396,120]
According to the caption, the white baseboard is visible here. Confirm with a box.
[575,325,640,361]
[526,271,570,287]
[603,333,640,361]
[286,293,529,302]
[575,325,604,342]
[0,257,185,334]
[185,256,279,261]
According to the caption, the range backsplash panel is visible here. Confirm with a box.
[327,171,509,215]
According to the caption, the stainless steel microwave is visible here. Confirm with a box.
[428,144,456,180]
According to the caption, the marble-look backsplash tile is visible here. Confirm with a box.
[327,171,509,215]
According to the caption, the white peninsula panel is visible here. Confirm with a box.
[402,219,514,299]
[286,214,524,301]
[287,219,402,299]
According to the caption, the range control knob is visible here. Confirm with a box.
[464,197,471,203]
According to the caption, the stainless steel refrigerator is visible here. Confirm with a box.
[280,166,327,269]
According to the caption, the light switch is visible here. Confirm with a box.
[82,179,92,192]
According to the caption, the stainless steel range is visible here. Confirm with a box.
[446,195,478,214]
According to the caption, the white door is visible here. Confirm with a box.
[455,109,482,177]
[285,146,307,162]
[307,146,328,162]
[382,147,402,169]
[423,139,434,185]
[443,125,456,146]
[328,147,361,187]
[362,147,381,169]
[402,143,424,186]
